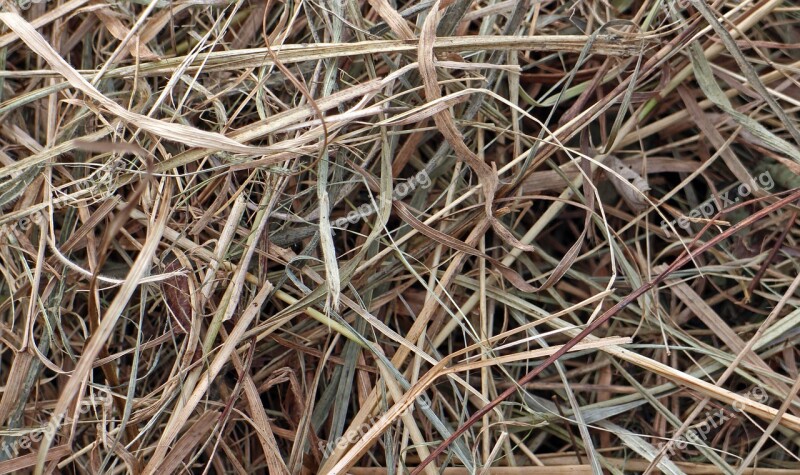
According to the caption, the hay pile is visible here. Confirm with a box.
[0,0,799,473]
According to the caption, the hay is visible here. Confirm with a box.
[0,0,799,472]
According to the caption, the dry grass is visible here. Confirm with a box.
[0,0,799,473]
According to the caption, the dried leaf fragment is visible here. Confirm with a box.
[603,155,650,212]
